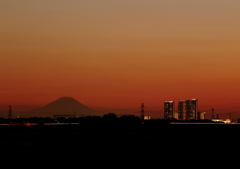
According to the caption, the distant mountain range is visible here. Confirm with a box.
[27,97,102,118]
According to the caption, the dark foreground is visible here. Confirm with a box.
[0,123,239,164]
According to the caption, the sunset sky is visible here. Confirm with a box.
[1,0,240,118]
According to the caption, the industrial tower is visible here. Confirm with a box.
[8,105,12,119]
[141,103,144,120]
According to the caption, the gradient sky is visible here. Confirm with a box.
[1,0,240,118]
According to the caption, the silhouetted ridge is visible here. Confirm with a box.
[28,97,101,117]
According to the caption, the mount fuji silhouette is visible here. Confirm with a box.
[27,97,102,117]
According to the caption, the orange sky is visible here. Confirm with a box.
[1,1,240,119]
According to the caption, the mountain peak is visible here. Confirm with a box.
[57,97,76,101]
[59,97,74,99]
[28,97,102,117]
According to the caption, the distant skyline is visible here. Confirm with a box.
[1,1,240,119]
[0,97,239,120]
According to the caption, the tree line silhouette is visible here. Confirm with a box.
[0,113,213,125]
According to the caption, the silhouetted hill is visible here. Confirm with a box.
[27,97,102,117]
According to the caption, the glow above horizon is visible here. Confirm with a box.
[0,0,240,118]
